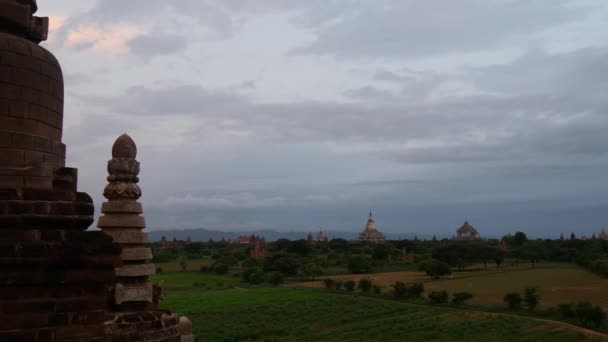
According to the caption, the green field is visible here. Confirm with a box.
[154,270,606,341]
[293,263,608,309]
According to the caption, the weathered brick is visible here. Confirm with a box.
[0,131,11,146]
[0,83,20,99]
[0,148,24,165]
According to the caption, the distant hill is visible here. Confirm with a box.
[147,228,425,242]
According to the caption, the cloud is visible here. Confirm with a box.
[65,24,142,55]
[291,0,587,58]
[127,33,189,58]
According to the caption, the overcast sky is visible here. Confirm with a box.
[39,0,608,238]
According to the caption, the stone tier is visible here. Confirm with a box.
[0,228,121,342]
[105,310,182,342]
[0,187,94,229]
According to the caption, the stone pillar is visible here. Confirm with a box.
[98,134,156,310]
[0,2,122,341]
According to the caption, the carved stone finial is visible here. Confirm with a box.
[103,134,141,200]
[112,133,137,159]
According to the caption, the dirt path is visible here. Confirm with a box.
[488,311,608,340]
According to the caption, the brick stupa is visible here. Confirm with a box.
[0,1,193,341]
[0,0,122,340]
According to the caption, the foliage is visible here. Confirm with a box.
[557,302,606,328]
[428,290,449,304]
[334,280,343,291]
[298,263,325,280]
[373,285,382,295]
[242,267,266,285]
[358,279,373,293]
[268,272,285,286]
[452,292,473,305]
[504,292,523,310]
[347,255,374,274]
[323,278,335,289]
[158,285,596,342]
[344,280,356,292]
[392,282,424,299]
[263,253,301,276]
[523,287,540,311]
[418,259,452,279]
[178,255,188,272]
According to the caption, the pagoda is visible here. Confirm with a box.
[358,211,385,242]
[455,221,481,240]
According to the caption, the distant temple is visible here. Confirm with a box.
[307,230,329,244]
[499,238,509,251]
[455,221,481,240]
[600,228,608,241]
[250,239,269,260]
[358,211,385,242]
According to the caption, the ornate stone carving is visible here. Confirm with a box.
[103,134,142,200]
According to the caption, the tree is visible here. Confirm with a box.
[513,232,528,247]
[268,272,285,286]
[298,263,325,281]
[344,280,356,292]
[523,287,540,311]
[504,292,523,310]
[178,255,188,272]
[372,243,394,261]
[452,292,473,305]
[323,278,335,289]
[348,256,374,274]
[393,282,407,298]
[334,280,343,291]
[419,259,452,279]
[358,279,373,293]
[242,267,265,285]
[428,290,449,304]
[572,302,607,328]
[373,285,382,294]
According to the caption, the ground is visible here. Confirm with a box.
[290,262,608,309]
[153,262,608,341]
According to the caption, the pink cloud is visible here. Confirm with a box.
[65,24,142,55]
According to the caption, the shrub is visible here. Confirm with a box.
[358,279,373,293]
[524,287,540,311]
[392,282,424,299]
[323,278,336,289]
[212,262,229,275]
[573,302,606,328]
[242,267,265,285]
[178,255,188,272]
[199,266,210,273]
[418,259,452,279]
[557,303,575,318]
[504,292,523,310]
[407,283,425,299]
[268,272,285,286]
[344,280,356,292]
[334,281,343,291]
[393,282,407,298]
[452,292,473,305]
[348,256,374,274]
[428,290,449,304]
[156,267,163,273]
[373,285,382,295]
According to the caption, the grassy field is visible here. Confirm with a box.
[292,263,608,309]
[154,268,607,341]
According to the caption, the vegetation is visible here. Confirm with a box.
[358,279,372,293]
[524,287,540,311]
[428,290,449,304]
[452,292,474,305]
[504,292,523,310]
[156,279,604,341]
[418,258,452,279]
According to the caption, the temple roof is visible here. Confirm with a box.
[457,221,479,235]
